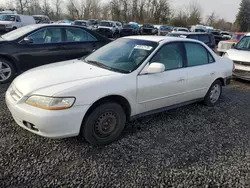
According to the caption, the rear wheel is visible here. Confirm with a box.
[0,58,15,84]
[81,102,126,145]
[204,80,222,106]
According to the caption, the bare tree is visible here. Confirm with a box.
[206,11,217,26]
[186,1,202,25]
[16,0,30,14]
[53,0,63,19]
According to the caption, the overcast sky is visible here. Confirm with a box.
[171,0,240,22]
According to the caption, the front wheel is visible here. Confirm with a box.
[0,58,15,84]
[204,80,222,106]
[81,102,126,145]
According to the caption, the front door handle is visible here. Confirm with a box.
[177,78,185,82]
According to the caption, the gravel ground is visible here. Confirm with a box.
[1,80,250,188]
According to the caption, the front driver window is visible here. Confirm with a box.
[150,43,184,70]
[29,28,62,44]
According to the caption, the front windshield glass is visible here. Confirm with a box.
[143,24,154,28]
[99,22,113,27]
[159,26,169,30]
[0,14,16,21]
[235,36,250,50]
[123,24,133,29]
[231,34,245,41]
[1,25,38,40]
[85,38,158,73]
[74,21,87,26]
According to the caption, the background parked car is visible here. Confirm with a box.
[120,24,138,37]
[217,32,246,56]
[33,15,50,24]
[158,25,171,36]
[208,30,224,45]
[172,27,189,32]
[0,24,111,83]
[72,20,91,29]
[224,33,250,81]
[97,20,118,38]
[88,19,99,31]
[0,14,35,33]
[167,32,216,51]
[139,24,155,35]
[220,31,232,40]
[115,21,122,34]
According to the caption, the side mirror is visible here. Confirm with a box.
[231,43,235,48]
[23,37,33,44]
[147,63,165,74]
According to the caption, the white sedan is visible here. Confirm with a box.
[6,36,233,145]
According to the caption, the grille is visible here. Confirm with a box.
[234,61,250,66]
[0,24,5,30]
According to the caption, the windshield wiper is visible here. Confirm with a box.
[84,59,129,74]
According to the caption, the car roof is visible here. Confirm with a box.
[124,36,199,43]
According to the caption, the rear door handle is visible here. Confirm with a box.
[177,78,185,82]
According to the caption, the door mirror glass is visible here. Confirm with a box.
[147,63,165,74]
[23,37,33,44]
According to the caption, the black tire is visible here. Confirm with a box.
[204,80,222,106]
[0,58,15,84]
[81,102,126,145]
[12,27,17,30]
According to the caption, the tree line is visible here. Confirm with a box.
[0,0,246,31]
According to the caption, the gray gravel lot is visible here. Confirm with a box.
[1,80,250,188]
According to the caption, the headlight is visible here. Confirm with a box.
[25,96,75,110]
[5,24,12,28]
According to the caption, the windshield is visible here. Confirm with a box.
[178,28,188,32]
[1,25,38,40]
[123,24,133,29]
[159,26,169,30]
[85,38,158,73]
[231,34,245,41]
[143,24,154,28]
[211,32,221,36]
[89,20,98,25]
[195,29,206,32]
[167,33,182,37]
[100,22,113,27]
[0,14,16,21]
[74,21,87,26]
[235,36,250,50]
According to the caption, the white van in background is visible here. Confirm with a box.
[0,14,35,32]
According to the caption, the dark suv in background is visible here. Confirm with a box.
[167,32,216,51]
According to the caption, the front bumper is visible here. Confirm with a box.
[5,92,90,138]
[233,70,250,81]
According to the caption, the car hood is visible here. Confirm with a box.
[0,21,13,25]
[227,49,250,62]
[13,59,118,96]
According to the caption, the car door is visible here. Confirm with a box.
[17,27,65,71]
[183,42,217,100]
[62,27,99,60]
[137,42,189,114]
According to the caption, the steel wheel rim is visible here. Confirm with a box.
[0,61,11,82]
[210,84,221,104]
[94,111,119,138]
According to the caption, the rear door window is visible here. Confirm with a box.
[65,27,97,42]
[185,42,215,67]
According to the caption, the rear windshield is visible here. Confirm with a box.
[99,22,113,27]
